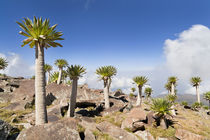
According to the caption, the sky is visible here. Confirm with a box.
[1,0,210,95]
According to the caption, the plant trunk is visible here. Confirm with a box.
[171,105,176,116]
[136,86,142,106]
[209,100,210,109]
[196,86,200,103]
[160,117,167,129]
[171,83,175,95]
[67,78,78,117]
[35,44,48,125]
[104,79,110,109]
[47,72,51,85]
[57,68,62,84]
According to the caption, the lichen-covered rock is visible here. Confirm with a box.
[0,119,13,140]
[17,118,80,140]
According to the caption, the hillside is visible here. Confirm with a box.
[156,94,209,105]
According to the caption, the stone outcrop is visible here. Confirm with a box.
[121,107,146,131]
[96,121,139,140]
[17,118,80,140]
[175,129,208,140]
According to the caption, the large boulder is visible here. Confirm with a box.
[175,129,208,140]
[0,119,13,140]
[17,118,80,140]
[96,121,139,140]
[121,107,146,131]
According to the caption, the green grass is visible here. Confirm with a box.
[77,124,85,133]
[92,129,114,140]
[147,126,176,139]
[94,112,124,127]
[0,108,33,124]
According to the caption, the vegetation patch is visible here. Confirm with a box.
[147,126,176,139]
[92,129,114,140]
[94,112,124,127]
[0,108,33,124]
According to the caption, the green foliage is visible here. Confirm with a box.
[31,75,35,79]
[181,101,188,106]
[191,102,203,109]
[133,76,148,87]
[203,106,209,110]
[66,65,86,80]
[66,80,72,85]
[147,126,176,138]
[55,59,68,69]
[96,66,117,80]
[131,87,136,92]
[168,76,178,84]
[164,82,171,92]
[77,124,85,133]
[150,98,172,117]
[0,57,8,70]
[190,77,202,87]
[166,94,177,103]
[17,17,64,48]
[129,93,135,97]
[50,72,59,83]
[93,129,114,140]
[144,87,153,98]
[203,91,210,101]
[44,64,52,73]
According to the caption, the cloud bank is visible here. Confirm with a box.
[0,53,34,77]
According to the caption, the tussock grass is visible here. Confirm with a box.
[174,106,210,138]
[94,111,124,127]
[147,126,176,138]
[0,107,33,124]
[92,129,114,140]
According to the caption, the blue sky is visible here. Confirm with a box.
[1,0,210,71]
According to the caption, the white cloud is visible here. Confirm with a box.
[164,24,210,94]
[0,53,34,77]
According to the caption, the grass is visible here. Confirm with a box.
[92,129,114,140]
[174,105,210,138]
[0,102,33,124]
[94,111,125,127]
[147,126,176,139]
[77,124,85,133]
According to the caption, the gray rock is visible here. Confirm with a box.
[17,118,80,140]
[0,119,13,140]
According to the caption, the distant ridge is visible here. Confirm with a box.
[155,93,208,105]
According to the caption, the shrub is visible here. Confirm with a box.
[181,101,188,106]
[191,102,203,109]
[203,106,209,110]
[129,93,135,97]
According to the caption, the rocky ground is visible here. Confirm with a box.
[0,75,210,140]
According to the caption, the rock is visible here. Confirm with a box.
[96,121,139,140]
[132,121,145,131]
[113,91,124,97]
[0,119,13,140]
[84,129,96,140]
[135,130,155,140]
[17,118,81,140]
[175,129,207,140]
[121,107,146,130]
[146,111,156,126]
